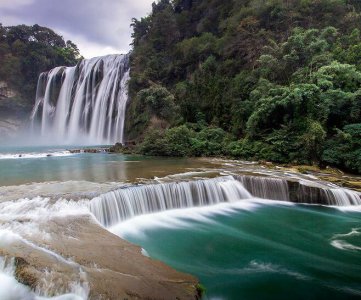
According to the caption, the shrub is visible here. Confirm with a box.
[322,123,361,173]
[164,125,194,156]
[138,129,167,156]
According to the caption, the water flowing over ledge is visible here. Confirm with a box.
[0,198,198,300]
[90,176,252,227]
[1,172,360,298]
[90,175,361,227]
[31,54,130,145]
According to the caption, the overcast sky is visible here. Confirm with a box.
[0,0,154,58]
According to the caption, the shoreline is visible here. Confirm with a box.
[68,146,361,192]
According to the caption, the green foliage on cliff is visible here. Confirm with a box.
[0,23,81,106]
[127,0,361,173]
[323,124,361,173]
[139,125,230,157]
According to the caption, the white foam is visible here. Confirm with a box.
[141,248,150,257]
[244,260,310,280]
[0,257,87,300]
[0,151,75,160]
[333,228,361,239]
[0,229,25,247]
[0,197,90,222]
[0,272,34,300]
[110,200,266,238]
[0,196,92,299]
[0,197,93,266]
[0,229,80,270]
[330,228,361,251]
[334,205,361,212]
[331,240,361,251]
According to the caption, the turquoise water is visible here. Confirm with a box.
[113,201,361,300]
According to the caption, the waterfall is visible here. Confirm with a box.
[238,176,361,206]
[31,54,130,145]
[89,175,361,227]
[321,188,361,206]
[90,176,252,227]
[235,175,290,201]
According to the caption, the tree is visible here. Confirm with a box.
[126,0,361,171]
[137,85,178,120]
[323,124,361,173]
[0,23,81,105]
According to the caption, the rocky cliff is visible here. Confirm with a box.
[0,81,31,140]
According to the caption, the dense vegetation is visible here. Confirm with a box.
[0,23,81,111]
[125,0,361,174]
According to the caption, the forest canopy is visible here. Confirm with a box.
[125,0,361,174]
[0,23,81,106]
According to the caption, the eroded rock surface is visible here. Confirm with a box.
[1,214,199,299]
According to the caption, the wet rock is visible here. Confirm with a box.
[108,143,133,154]
[287,181,327,204]
[2,215,200,299]
[14,257,38,289]
[69,149,81,153]
[69,148,108,154]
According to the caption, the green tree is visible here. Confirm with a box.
[323,124,361,173]
[0,23,81,105]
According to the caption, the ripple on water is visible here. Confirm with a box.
[331,228,361,251]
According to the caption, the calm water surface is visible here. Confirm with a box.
[113,202,361,300]
[0,145,215,186]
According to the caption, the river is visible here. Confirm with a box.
[0,146,360,299]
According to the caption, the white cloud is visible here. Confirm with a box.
[0,0,153,59]
[0,0,34,9]
[57,30,125,58]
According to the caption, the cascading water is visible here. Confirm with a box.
[90,176,252,227]
[90,175,361,227]
[31,54,130,145]
[321,187,361,206]
[236,175,290,201]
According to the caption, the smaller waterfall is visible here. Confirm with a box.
[89,175,361,228]
[90,176,252,227]
[241,176,361,206]
[322,188,361,206]
[31,54,130,145]
[289,181,361,206]
[236,175,290,201]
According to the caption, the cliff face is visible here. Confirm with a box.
[0,81,32,140]
[0,81,17,98]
